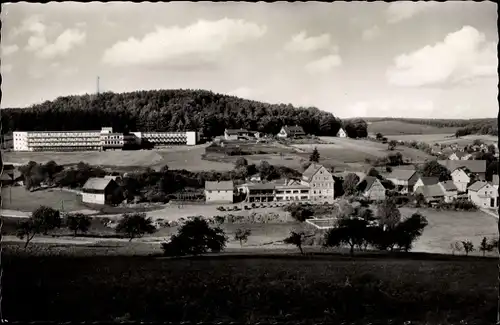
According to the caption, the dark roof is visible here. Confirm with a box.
[205,180,234,191]
[415,184,445,198]
[357,176,380,192]
[418,177,439,186]
[438,160,486,174]
[386,169,417,181]
[82,178,116,190]
[282,125,305,136]
[225,129,249,135]
[440,180,458,191]
[468,181,488,192]
[302,163,324,182]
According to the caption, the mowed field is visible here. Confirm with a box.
[367,120,459,135]
[384,134,498,146]
[1,186,88,212]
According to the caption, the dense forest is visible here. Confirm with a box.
[1,89,344,138]
[365,117,497,136]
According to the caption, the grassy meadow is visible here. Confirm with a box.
[367,120,459,135]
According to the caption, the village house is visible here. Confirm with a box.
[224,129,250,141]
[357,176,386,202]
[448,152,473,161]
[413,176,439,192]
[277,125,306,139]
[336,128,347,138]
[246,173,262,182]
[450,167,472,193]
[300,163,335,203]
[385,169,419,194]
[0,165,23,187]
[414,184,445,204]
[204,180,234,204]
[438,160,487,181]
[81,177,120,205]
[468,181,499,209]
[237,182,276,203]
[438,180,459,203]
[275,179,311,202]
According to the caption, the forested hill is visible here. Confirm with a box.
[1,89,343,138]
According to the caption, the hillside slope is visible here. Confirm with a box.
[1,89,342,138]
[367,120,458,135]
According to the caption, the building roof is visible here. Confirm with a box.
[357,176,381,192]
[282,125,305,135]
[467,181,488,192]
[438,160,486,174]
[418,177,439,186]
[225,129,248,135]
[415,184,445,198]
[245,183,276,190]
[82,177,116,191]
[493,175,499,186]
[302,163,324,182]
[334,171,366,180]
[205,180,234,191]
[440,180,458,191]
[386,169,417,181]
[451,151,470,158]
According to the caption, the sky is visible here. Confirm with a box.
[0,1,498,119]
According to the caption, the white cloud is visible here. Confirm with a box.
[387,2,437,24]
[1,44,19,56]
[386,26,497,87]
[101,18,267,67]
[284,31,334,53]
[37,29,87,59]
[228,87,259,99]
[362,25,381,41]
[347,99,435,118]
[1,64,13,74]
[304,54,342,75]
[11,15,47,37]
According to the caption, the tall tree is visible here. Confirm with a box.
[309,147,320,163]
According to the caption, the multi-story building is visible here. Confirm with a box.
[300,163,335,203]
[13,127,197,151]
[468,181,498,209]
[275,179,310,202]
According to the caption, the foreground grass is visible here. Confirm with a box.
[3,251,497,323]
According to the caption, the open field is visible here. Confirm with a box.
[367,120,458,135]
[1,186,88,212]
[3,252,497,323]
[384,134,498,146]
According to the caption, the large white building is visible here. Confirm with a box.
[13,127,198,151]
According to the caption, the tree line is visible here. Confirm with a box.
[1,89,345,139]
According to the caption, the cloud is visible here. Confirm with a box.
[284,31,334,53]
[362,25,381,41]
[1,44,19,56]
[1,64,13,74]
[387,2,437,24]
[11,15,47,37]
[26,28,87,59]
[386,26,497,87]
[101,18,267,67]
[304,54,342,75]
[347,99,435,118]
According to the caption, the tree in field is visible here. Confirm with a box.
[450,241,463,256]
[376,199,401,230]
[376,133,384,141]
[161,217,227,256]
[234,228,252,247]
[342,173,360,196]
[324,217,369,256]
[284,231,306,255]
[160,164,169,174]
[420,161,452,182]
[388,140,397,151]
[309,147,320,163]
[115,213,156,242]
[66,213,92,237]
[461,240,474,256]
[479,237,494,256]
[16,206,62,248]
[393,213,428,252]
[234,157,248,169]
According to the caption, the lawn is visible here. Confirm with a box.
[3,252,497,323]
[367,120,458,136]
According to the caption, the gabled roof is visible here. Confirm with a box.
[357,176,381,192]
[415,184,445,198]
[302,163,324,182]
[386,169,417,181]
[467,181,489,192]
[438,160,486,174]
[245,183,276,190]
[225,129,248,135]
[82,177,116,190]
[205,180,234,191]
[282,125,305,135]
[440,180,458,191]
[418,177,439,186]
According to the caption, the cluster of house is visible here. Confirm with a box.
[223,125,347,141]
[432,142,499,159]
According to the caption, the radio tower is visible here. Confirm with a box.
[96,76,100,95]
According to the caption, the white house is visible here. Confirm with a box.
[413,176,439,193]
[438,160,486,181]
[450,168,471,193]
[224,129,250,141]
[357,176,385,202]
[336,128,347,138]
[468,181,498,209]
[277,125,306,139]
[448,152,473,161]
[386,169,419,194]
[438,180,459,203]
[300,163,335,203]
[81,178,119,205]
[204,180,234,204]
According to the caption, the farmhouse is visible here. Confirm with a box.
[414,184,445,204]
[438,160,486,181]
[301,163,335,203]
[204,180,234,204]
[275,179,311,202]
[336,128,347,138]
[385,169,419,194]
[224,129,250,141]
[448,152,473,161]
[413,176,439,192]
[81,177,119,205]
[450,168,472,193]
[357,176,386,202]
[277,125,306,139]
[468,181,498,209]
[438,180,459,203]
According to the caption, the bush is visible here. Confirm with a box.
[284,203,314,222]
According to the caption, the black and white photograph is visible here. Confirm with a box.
[0,1,499,323]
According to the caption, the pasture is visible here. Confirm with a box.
[384,134,497,146]
[3,252,497,323]
[1,186,87,212]
[367,120,458,135]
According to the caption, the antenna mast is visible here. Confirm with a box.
[97,76,100,95]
